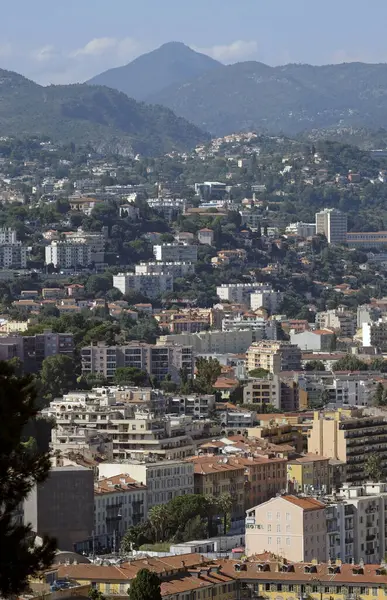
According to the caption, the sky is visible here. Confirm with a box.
[1,0,387,85]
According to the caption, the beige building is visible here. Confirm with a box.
[157,329,253,354]
[247,341,302,374]
[308,410,387,482]
[315,208,347,244]
[245,494,327,562]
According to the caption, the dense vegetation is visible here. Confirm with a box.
[0,70,208,155]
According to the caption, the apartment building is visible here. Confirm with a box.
[250,290,284,313]
[135,262,195,278]
[287,454,330,494]
[153,243,198,263]
[157,329,253,354]
[290,329,335,351]
[243,376,281,410]
[81,342,194,383]
[0,227,17,244]
[0,243,28,268]
[63,230,105,264]
[24,465,94,551]
[146,198,186,221]
[222,315,279,342]
[347,231,387,248]
[216,283,275,305]
[326,482,387,564]
[247,341,302,374]
[285,222,316,238]
[316,307,356,337]
[198,228,214,245]
[315,208,348,244]
[113,272,173,299]
[308,410,387,482]
[363,319,387,351]
[45,241,92,269]
[98,460,194,510]
[168,394,216,419]
[94,474,147,547]
[245,495,327,562]
[0,330,74,372]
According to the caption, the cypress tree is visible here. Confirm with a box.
[128,569,162,600]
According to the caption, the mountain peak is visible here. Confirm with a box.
[87,41,223,102]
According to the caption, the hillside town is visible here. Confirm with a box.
[5,131,387,600]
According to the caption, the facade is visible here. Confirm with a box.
[113,272,173,298]
[198,228,214,245]
[316,307,356,337]
[222,315,279,342]
[315,208,348,244]
[81,341,194,383]
[308,410,387,482]
[135,262,195,278]
[363,319,387,351]
[285,222,316,237]
[247,341,302,374]
[290,329,335,351]
[153,243,198,263]
[94,474,147,547]
[217,283,275,305]
[0,227,17,244]
[0,330,74,372]
[243,376,281,410]
[250,290,284,313]
[24,465,94,551]
[347,231,387,248]
[0,243,28,268]
[45,241,92,269]
[157,329,253,354]
[287,455,330,494]
[98,460,194,510]
[168,394,216,419]
[245,495,327,562]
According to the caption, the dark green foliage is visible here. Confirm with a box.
[195,357,222,393]
[0,362,56,597]
[89,589,106,600]
[128,569,161,600]
[365,454,384,482]
[0,69,208,155]
[332,355,369,372]
[114,367,148,386]
[40,355,78,401]
[304,360,326,372]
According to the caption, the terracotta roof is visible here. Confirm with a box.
[95,474,146,495]
[281,494,326,510]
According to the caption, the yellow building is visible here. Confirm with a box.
[287,453,330,493]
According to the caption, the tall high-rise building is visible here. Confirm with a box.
[315,208,347,244]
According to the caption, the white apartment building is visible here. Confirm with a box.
[98,460,194,510]
[0,243,28,268]
[94,475,147,545]
[0,227,17,244]
[157,329,253,354]
[216,283,275,305]
[113,272,173,299]
[222,315,279,342]
[250,290,283,313]
[316,307,356,337]
[326,482,387,564]
[239,211,261,231]
[45,241,92,269]
[153,243,198,263]
[245,495,327,562]
[147,198,186,221]
[63,230,105,264]
[285,222,316,238]
[315,208,348,244]
[135,262,195,278]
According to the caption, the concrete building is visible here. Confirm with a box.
[326,482,387,564]
[243,376,281,410]
[246,341,302,374]
[216,283,275,305]
[153,243,198,263]
[290,329,335,351]
[168,394,216,419]
[0,243,28,268]
[45,241,92,269]
[222,315,279,342]
[157,329,253,354]
[147,198,186,221]
[250,290,284,313]
[24,465,94,551]
[113,272,173,299]
[287,455,330,494]
[81,341,194,383]
[195,181,227,200]
[98,460,194,510]
[135,262,195,278]
[285,222,316,238]
[316,307,356,337]
[315,208,348,244]
[245,494,327,562]
[0,227,17,244]
[308,410,387,482]
[347,231,387,248]
[94,474,147,547]
[0,330,74,372]
[363,319,387,351]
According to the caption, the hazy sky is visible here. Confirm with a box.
[1,0,385,85]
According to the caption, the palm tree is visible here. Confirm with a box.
[217,492,234,535]
[148,504,170,543]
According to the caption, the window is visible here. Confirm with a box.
[276,511,281,520]
[277,537,281,545]
[268,537,272,545]
[373,589,378,596]
[277,524,281,533]
[268,524,272,532]
[286,512,291,521]
[267,512,272,520]
[286,525,291,533]
[286,537,291,545]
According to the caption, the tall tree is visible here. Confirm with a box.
[128,569,162,600]
[195,357,222,393]
[217,492,234,535]
[0,362,56,598]
[364,453,384,482]
[40,354,78,401]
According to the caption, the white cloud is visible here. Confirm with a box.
[70,36,143,61]
[197,40,259,63]
[31,45,57,62]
